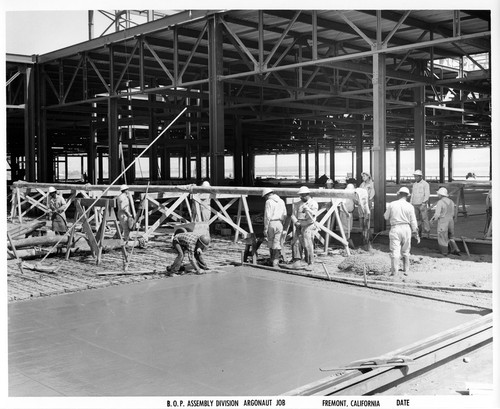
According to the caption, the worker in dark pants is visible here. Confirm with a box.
[47,186,67,235]
[168,232,210,275]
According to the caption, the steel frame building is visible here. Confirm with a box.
[5,10,492,231]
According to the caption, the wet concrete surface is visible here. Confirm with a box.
[8,266,485,396]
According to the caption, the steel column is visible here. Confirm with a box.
[395,139,401,184]
[314,140,320,182]
[448,144,453,182]
[108,46,120,182]
[439,132,445,183]
[372,12,387,233]
[234,117,243,185]
[108,98,120,182]
[24,66,36,181]
[329,139,335,181]
[414,84,426,175]
[208,15,225,185]
[37,65,50,182]
[149,92,158,181]
[355,123,363,184]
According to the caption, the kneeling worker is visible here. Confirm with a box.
[168,232,211,275]
[262,188,287,267]
[383,187,420,276]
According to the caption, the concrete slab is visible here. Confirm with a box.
[9,266,486,396]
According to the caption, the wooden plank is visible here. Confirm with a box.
[79,197,116,207]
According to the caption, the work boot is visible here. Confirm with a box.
[439,245,449,255]
[449,240,461,255]
[390,257,400,276]
[402,255,410,273]
[271,249,279,267]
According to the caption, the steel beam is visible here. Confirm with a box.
[24,66,36,181]
[413,84,426,175]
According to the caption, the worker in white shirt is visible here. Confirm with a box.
[291,186,319,267]
[430,187,461,256]
[384,186,420,276]
[410,169,430,238]
[117,184,135,241]
[262,188,287,267]
[339,183,356,249]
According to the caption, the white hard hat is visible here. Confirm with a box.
[413,169,423,176]
[262,188,274,197]
[436,187,449,197]
[361,171,371,178]
[298,186,310,195]
[120,184,129,191]
[346,183,355,190]
[48,186,57,193]
[201,181,211,187]
[326,178,334,185]
[398,186,410,195]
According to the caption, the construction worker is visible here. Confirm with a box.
[196,180,212,222]
[383,187,420,276]
[168,232,210,275]
[410,169,430,238]
[359,171,375,209]
[430,187,461,256]
[262,187,287,267]
[117,184,135,241]
[325,178,334,189]
[339,183,356,249]
[47,186,67,235]
[291,186,318,267]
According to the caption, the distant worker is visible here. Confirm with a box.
[339,183,356,249]
[168,232,210,275]
[430,187,461,256]
[325,178,334,189]
[47,186,67,235]
[410,170,430,238]
[262,188,287,267]
[485,188,492,238]
[291,186,319,268]
[117,184,135,241]
[196,180,212,222]
[383,187,420,276]
[359,171,375,208]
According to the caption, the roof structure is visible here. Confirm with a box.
[6,9,492,192]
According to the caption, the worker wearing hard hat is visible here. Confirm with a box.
[383,186,420,276]
[262,187,287,267]
[47,186,68,235]
[430,187,461,256]
[117,184,135,241]
[291,186,319,267]
[168,232,211,275]
[410,169,430,238]
[359,171,375,208]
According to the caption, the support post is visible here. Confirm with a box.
[329,139,335,181]
[395,139,401,184]
[439,132,445,183]
[24,66,36,181]
[414,84,426,175]
[355,123,363,184]
[448,144,453,182]
[208,15,225,185]
[234,117,243,184]
[372,13,387,233]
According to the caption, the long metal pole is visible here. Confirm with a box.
[36,108,188,265]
